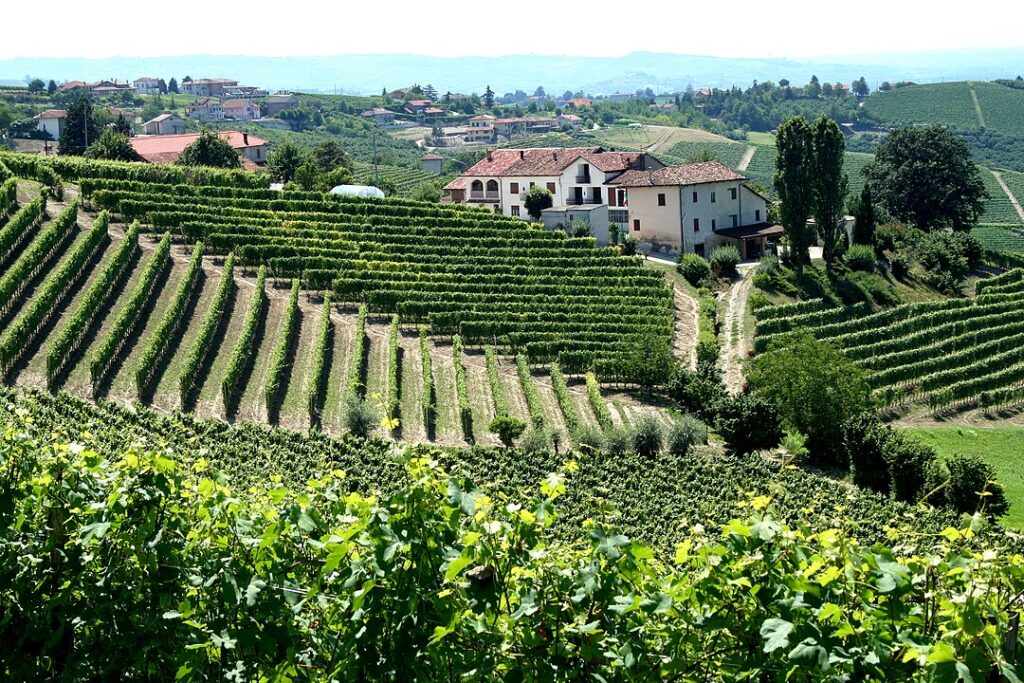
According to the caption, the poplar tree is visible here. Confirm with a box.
[852,184,876,245]
[773,116,815,275]
[812,115,849,272]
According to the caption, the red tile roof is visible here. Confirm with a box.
[462,147,601,177]
[35,109,67,120]
[130,131,268,164]
[443,177,468,191]
[608,161,746,187]
[582,151,644,172]
[222,99,252,108]
[423,107,445,114]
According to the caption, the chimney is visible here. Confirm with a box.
[487,150,493,161]
[243,133,248,145]
[519,150,525,159]
[552,151,558,161]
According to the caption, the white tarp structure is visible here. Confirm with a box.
[330,184,386,198]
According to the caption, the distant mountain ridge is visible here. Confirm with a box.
[1,49,1022,95]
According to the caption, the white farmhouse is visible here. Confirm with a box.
[33,110,67,140]
[607,161,773,257]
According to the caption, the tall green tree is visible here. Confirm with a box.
[86,129,136,161]
[811,115,849,272]
[46,79,57,96]
[268,141,309,183]
[748,333,873,465]
[851,184,876,245]
[864,126,986,232]
[175,130,241,168]
[58,95,99,156]
[773,116,815,274]
[27,78,45,93]
[312,140,349,172]
[168,77,178,93]
[523,186,553,220]
[483,85,495,109]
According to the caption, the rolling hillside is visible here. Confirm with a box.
[753,279,1024,414]
[864,80,1024,136]
[0,159,676,447]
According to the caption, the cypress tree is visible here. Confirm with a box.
[773,116,815,275]
[812,115,849,272]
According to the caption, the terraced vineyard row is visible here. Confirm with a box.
[863,82,983,130]
[82,178,674,376]
[350,161,452,195]
[659,140,750,167]
[979,169,1024,226]
[753,281,1024,412]
[0,171,674,445]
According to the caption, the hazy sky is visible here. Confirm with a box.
[3,0,1022,60]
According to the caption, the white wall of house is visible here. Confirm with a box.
[36,118,63,140]
[626,180,768,254]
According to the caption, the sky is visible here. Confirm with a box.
[3,0,1022,60]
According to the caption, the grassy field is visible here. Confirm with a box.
[904,426,1024,529]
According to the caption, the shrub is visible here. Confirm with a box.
[709,245,740,277]
[344,394,378,438]
[666,415,707,456]
[715,393,782,455]
[488,415,526,448]
[843,415,892,494]
[519,428,550,453]
[677,253,711,286]
[631,413,664,458]
[604,426,631,457]
[888,251,909,278]
[944,454,1010,518]
[844,244,877,272]
[666,363,726,423]
[884,435,937,504]
[575,424,606,454]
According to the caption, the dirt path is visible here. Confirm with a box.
[737,146,757,172]
[673,285,700,370]
[968,83,987,129]
[719,265,755,394]
[993,171,1024,223]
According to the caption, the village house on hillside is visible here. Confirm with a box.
[264,94,299,117]
[181,78,239,97]
[33,110,66,140]
[186,98,224,121]
[129,131,268,168]
[444,149,771,254]
[133,77,161,95]
[222,99,261,121]
[142,113,186,135]
[607,161,772,257]
[361,108,396,126]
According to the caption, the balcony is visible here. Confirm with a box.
[469,191,500,201]
[575,174,591,184]
[565,197,603,206]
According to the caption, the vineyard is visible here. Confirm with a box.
[659,140,751,167]
[969,82,1024,136]
[349,161,453,195]
[754,282,1024,413]
[863,82,984,130]
[5,387,1021,680]
[0,155,675,445]
[979,169,1024,227]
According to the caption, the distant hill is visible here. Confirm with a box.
[864,80,1024,136]
[2,49,1024,95]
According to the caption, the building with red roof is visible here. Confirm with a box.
[606,161,770,256]
[129,130,269,168]
[34,110,67,140]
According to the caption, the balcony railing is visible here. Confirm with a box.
[575,174,591,183]
[566,197,602,206]
[469,191,500,201]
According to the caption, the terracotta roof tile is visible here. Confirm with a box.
[130,131,267,164]
[608,161,746,187]
[462,147,601,177]
[35,109,67,120]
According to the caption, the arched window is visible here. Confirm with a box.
[471,180,483,192]
[486,179,498,193]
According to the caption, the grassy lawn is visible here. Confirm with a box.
[905,426,1024,529]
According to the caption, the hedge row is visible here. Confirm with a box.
[221,265,266,412]
[306,294,333,427]
[265,280,300,414]
[179,254,235,406]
